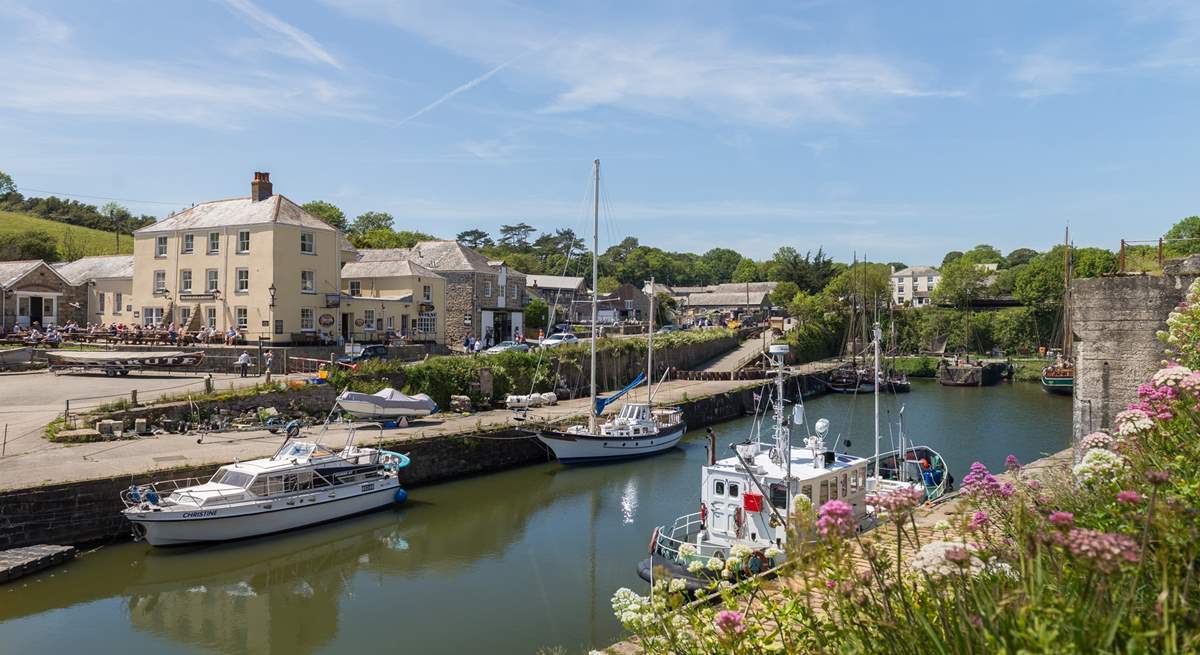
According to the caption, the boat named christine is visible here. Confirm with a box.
[121,426,410,546]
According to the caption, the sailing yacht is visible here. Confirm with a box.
[536,161,686,464]
[1042,228,1074,395]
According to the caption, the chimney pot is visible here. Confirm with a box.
[251,171,273,202]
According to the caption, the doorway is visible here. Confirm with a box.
[341,313,351,340]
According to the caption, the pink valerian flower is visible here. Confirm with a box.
[968,510,989,531]
[961,462,1012,500]
[867,486,925,520]
[1116,490,1142,504]
[1026,479,1042,491]
[944,545,972,565]
[1048,511,1074,528]
[1064,528,1141,573]
[1115,409,1156,437]
[1080,431,1115,451]
[816,500,855,539]
[1146,470,1171,486]
[1180,372,1200,395]
[1005,455,1021,472]
[714,610,746,636]
[1152,365,1191,388]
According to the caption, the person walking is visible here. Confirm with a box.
[236,351,251,378]
[472,338,483,356]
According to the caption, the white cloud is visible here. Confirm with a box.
[323,0,957,127]
[0,2,70,43]
[221,0,343,69]
[1012,50,1098,98]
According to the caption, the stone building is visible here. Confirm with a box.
[356,241,525,347]
[526,274,586,309]
[0,260,84,332]
[891,265,941,307]
[574,282,649,323]
[52,255,134,325]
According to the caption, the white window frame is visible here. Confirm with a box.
[236,268,249,293]
[182,233,194,254]
[155,236,168,258]
[180,269,192,293]
[179,307,191,325]
[349,280,361,297]
[300,308,315,331]
[274,319,284,335]
[423,285,431,302]
[300,232,315,254]
[114,293,122,314]
[208,232,220,254]
[417,310,436,335]
[206,307,217,327]
[363,309,376,331]
[142,307,163,326]
[237,230,250,254]
[206,269,219,292]
[301,270,315,293]
[483,280,492,298]
[235,307,248,329]
[154,270,166,292]
[97,292,105,314]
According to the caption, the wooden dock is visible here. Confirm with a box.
[0,544,76,584]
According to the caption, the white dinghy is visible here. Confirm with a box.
[335,388,438,419]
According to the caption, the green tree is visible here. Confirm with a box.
[0,229,59,262]
[1004,247,1039,268]
[350,211,394,236]
[731,258,763,283]
[769,281,800,307]
[1072,246,1118,278]
[822,262,892,309]
[941,250,964,267]
[596,276,620,294]
[350,227,435,249]
[786,290,826,325]
[498,223,536,251]
[0,170,15,195]
[961,244,1004,266]
[931,257,988,308]
[524,297,551,333]
[1164,216,1200,256]
[456,229,494,249]
[699,248,743,284]
[887,261,908,272]
[301,200,348,231]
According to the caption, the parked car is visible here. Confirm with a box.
[485,340,531,354]
[337,344,389,365]
[656,325,680,334]
[539,333,579,348]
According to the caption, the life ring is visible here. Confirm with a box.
[648,527,660,555]
[699,502,708,527]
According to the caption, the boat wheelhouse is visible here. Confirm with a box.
[121,425,409,546]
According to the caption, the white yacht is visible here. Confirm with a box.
[536,161,686,463]
[640,344,872,589]
[121,425,410,546]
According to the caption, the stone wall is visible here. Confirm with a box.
[443,271,476,348]
[1072,268,1198,446]
[0,381,781,549]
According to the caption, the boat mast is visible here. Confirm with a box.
[647,275,654,403]
[590,159,599,433]
[873,321,881,481]
[1062,226,1071,361]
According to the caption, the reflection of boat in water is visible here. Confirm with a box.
[122,424,410,545]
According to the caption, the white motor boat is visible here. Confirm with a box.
[335,388,438,419]
[121,425,410,546]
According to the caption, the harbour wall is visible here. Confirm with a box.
[0,379,801,550]
[1071,258,1200,447]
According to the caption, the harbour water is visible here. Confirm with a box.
[0,380,1070,654]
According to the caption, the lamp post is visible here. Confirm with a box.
[266,283,277,377]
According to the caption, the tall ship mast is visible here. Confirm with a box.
[1041,226,1074,395]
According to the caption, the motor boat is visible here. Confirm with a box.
[335,388,438,419]
[121,425,410,546]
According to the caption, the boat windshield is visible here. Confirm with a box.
[210,467,254,488]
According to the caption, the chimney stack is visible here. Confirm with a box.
[251,171,273,202]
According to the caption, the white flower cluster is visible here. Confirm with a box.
[687,560,705,574]
[764,546,782,560]
[1115,409,1155,437]
[611,587,653,629]
[706,557,724,572]
[1072,448,1126,485]
[676,543,698,562]
[1080,431,1115,451]
[909,541,984,579]
[668,578,687,593]
[1153,365,1192,388]
[729,544,752,560]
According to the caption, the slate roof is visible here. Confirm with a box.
[52,255,135,284]
[687,290,770,307]
[0,260,48,289]
[134,195,338,234]
[893,265,940,277]
[340,259,443,279]
[357,240,501,274]
[527,274,585,290]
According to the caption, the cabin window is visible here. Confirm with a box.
[211,468,253,488]
[714,480,725,496]
[249,476,267,496]
[267,475,285,495]
[850,468,861,492]
[819,480,830,505]
[769,483,788,509]
[728,483,740,498]
[830,477,839,500]
[800,484,812,505]
[841,474,849,498]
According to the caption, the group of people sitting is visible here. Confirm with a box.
[2,321,248,346]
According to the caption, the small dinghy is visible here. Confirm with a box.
[336,388,438,419]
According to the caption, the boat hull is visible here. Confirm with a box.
[335,399,434,418]
[1041,375,1074,395]
[125,479,401,546]
[937,362,1007,387]
[537,421,687,464]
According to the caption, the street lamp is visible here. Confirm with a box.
[268,282,277,340]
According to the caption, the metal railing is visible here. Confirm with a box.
[651,512,731,561]
[1118,237,1200,273]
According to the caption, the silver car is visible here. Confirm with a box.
[538,332,579,348]
[485,340,531,354]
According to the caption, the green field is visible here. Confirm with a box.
[0,210,134,258]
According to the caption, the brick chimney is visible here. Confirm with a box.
[251,171,273,202]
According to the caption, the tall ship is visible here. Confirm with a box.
[1041,227,1074,395]
[121,425,410,546]
[535,160,686,463]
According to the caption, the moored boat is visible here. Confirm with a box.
[1041,228,1075,396]
[46,350,204,376]
[335,387,438,419]
[121,425,410,546]
[936,358,1008,386]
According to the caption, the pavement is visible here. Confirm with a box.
[699,330,778,372]
[0,376,764,491]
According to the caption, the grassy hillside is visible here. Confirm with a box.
[0,210,134,259]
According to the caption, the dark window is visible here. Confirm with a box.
[769,483,788,509]
[728,483,740,498]
[714,480,725,496]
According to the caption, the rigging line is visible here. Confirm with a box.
[19,187,187,206]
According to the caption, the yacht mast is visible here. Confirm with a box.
[873,321,881,481]
[1062,226,1072,361]
[589,159,599,433]
[647,275,654,402]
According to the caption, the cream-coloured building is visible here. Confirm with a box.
[891,265,941,307]
[52,255,134,325]
[340,258,446,344]
[130,172,352,343]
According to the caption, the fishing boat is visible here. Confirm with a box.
[335,388,438,419]
[936,357,1009,386]
[536,161,686,464]
[1042,227,1074,395]
[828,365,873,394]
[639,344,872,590]
[121,425,410,546]
[46,350,204,376]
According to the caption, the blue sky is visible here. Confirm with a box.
[1,1,1198,264]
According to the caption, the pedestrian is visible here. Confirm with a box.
[463,334,472,353]
[263,350,274,374]
[473,338,482,356]
[236,351,251,378]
